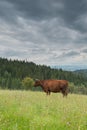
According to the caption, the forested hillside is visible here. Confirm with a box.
[0,57,87,94]
[74,69,87,77]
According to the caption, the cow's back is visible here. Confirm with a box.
[42,80,68,92]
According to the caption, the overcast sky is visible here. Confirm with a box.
[0,0,87,66]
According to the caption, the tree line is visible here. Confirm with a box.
[0,57,87,94]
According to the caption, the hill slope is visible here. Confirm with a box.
[0,57,87,94]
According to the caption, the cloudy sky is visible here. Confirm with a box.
[0,0,87,66]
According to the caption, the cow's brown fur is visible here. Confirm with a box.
[34,79,68,97]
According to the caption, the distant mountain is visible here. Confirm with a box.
[51,65,87,71]
[74,69,87,77]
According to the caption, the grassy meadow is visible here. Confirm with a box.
[0,90,87,130]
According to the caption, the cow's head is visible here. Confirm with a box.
[34,79,41,87]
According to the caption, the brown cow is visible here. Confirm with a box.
[34,79,68,97]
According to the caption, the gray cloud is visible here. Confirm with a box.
[0,1,18,25]
[3,0,63,20]
[0,0,87,66]
[62,51,80,57]
[52,50,80,61]
[1,0,87,32]
[82,48,87,53]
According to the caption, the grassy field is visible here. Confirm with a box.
[0,90,87,130]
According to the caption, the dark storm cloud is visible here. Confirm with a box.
[0,1,18,25]
[62,0,87,28]
[0,0,87,65]
[1,0,87,32]
[3,0,63,20]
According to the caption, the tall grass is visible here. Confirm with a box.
[0,90,87,130]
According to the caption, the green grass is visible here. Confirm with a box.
[0,90,87,130]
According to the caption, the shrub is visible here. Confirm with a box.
[22,77,34,90]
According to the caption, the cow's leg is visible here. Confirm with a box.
[44,88,49,95]
[48,90,51,95]
[46,91,49,95]
[46,90,50,95]
[65,90,68,96]
[64,87,68,97]
[45,89,50,95]
[63,93,66,97]
[62,90,68,97]
[61,88,67,97]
